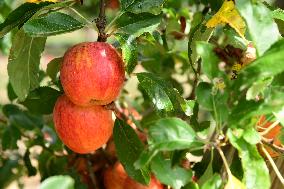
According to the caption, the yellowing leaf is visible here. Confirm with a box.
[206,0,246,39]
[225,175,246,189]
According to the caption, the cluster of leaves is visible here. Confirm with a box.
[0,0,284,189]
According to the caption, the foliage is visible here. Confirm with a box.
[0,0,284,188]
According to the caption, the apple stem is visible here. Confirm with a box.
[96,0,108,42]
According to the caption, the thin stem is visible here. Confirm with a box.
[260,144,284,185]
[161,30,169,51]
[259,120,280,136]
[261,137,284,154]
[212,95,220,133]
[86,154,98,189]
[216,145,232,176]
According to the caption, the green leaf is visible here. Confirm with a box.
[113,119,150,185]
[8,30,46,101]
[196,42,219,80]
[235,0,280,56]
[46,57,62,81]
[246,79,272,100]
[0,158,23,189]
[274,107,284,126]
[137,72,185,115]
[242,127,261,145]
[151,155,192,189]
[229,88,284,126]
[2,125,21,150]
[2,104,44,130]
[201,173,222,189]
[23,149,37,176]
[227,129,271,189]
[40,175,74,189]
[196,82,213,110]
[0,32,12,55]
[148,118,200,151]
[189,23,214,64]
[238,39,284,86]
[23,12,85,37]
[21,87,62,114]
[0,2,53,38]
[115,33,137,74]
[197,152,213,186]
[272,8,284,21]
[116,12,162,37]
[7,82,17,101]
[120,0,165,15]
[183,182,200,189]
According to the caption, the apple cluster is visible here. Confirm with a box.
[53,42,125,154]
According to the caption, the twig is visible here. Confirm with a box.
[216,145,232,177]
[104,102,128,121]
[261,137,284,154]
[260,144,284,186]
[95,0,108,42]
[259,121,281,136]
[187,59,201,100]
[86,154,99,189]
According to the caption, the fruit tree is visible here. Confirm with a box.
[0,0,284,189]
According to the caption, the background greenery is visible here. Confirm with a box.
[0,0,284,189]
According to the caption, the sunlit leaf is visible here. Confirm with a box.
[206,0,246,39]
[224,175,246,189]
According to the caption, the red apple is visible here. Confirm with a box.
[53,95,113,154]
[60,42,125,106]
[104,163,128,189]
[123,175,163,189]
[104,162,163,189]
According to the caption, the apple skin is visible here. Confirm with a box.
[53,95,113,154]
[123,176,164,189]
[60,42,125,106]
[104,163,128,189]
[104,162,163,189]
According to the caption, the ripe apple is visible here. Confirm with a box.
[60,42,125,106]
[104,162,128,189]
[104,162,163,189]
[53,95,113,154]
[107,0,120,9]
[123,176,163,189]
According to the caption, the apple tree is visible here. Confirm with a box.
[0,0,284,189]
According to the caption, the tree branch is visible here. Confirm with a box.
[95,0,108,42]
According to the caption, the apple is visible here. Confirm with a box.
[53,95,113,154]
[123,176,163,189]
[60,42,125,106]
[107,0,120,9]
[104,163,128,189]
[104,162,163,189]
